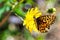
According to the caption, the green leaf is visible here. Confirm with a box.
[14,8,25,18]
[26,0,34,4]
[0,0,4,3]
[0,6,6,19]
[8,0,17,4]
[0,0,11,21]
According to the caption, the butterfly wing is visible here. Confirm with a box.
[36,15,56,33]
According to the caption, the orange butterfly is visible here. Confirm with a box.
[36,15,56,33]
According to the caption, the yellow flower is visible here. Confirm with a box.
[23,7,42,33]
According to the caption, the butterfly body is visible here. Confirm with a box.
[36,15,56,33]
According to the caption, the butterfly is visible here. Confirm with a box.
[35,15,56,33]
